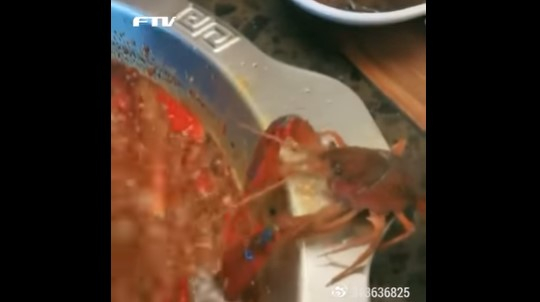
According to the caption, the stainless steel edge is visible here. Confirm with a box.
[115,0,388,151]
[113,1,389,301]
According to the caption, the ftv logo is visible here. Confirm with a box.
[132,16,177,27]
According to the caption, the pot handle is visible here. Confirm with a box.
[112,0,388,150]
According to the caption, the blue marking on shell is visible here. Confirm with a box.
[244,249,254,261]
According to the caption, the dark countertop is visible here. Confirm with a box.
[192,1,426,301]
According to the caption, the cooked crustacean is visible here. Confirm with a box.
[223,114,425,290]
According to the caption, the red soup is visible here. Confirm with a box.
[111,60,241,302]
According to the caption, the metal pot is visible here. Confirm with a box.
[111,1,389,301]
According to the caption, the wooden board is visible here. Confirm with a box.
[336,18,426,131]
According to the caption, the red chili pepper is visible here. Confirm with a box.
[155,88,205,143]
[111,76,129,111]
[178,277,190,302]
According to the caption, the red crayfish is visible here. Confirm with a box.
[218,114,426,300]
[218,115,320,301]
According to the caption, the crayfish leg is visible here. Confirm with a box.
[325,212,386,287]
[309,208,360,235]
[288,203,347,237]
[378,211,416,251]
[318,229,372,258]
[391,138,407,157]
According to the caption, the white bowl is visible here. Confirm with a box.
[290,0,426,26]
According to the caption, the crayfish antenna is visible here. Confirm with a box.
[237,122,297,148]
[232,178,288,208]
[236,120,320,155]
[391,138,407,157]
